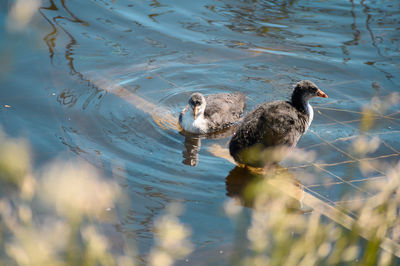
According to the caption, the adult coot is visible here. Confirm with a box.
[229,80,328,167]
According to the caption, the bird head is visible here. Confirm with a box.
[292,80,328,102]
[188,93,206,119]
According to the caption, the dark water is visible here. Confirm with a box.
[1,0,400,263]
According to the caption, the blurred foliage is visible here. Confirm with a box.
[6,0,41,32]
[0,129,192,265]
[0,128,130,265]
[224,162,400,266]
[0,94,399,265]
[2,0,400,264]
[360,93,400,132]
[149,204,193,266]
[221,93,400,266]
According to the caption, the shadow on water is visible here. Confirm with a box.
[181,134,201,166]
[225,164,305,210]
[181,126,238,166]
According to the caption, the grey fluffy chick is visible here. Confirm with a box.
[179,92,246,134]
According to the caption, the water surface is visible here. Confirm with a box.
[1,0,400,263]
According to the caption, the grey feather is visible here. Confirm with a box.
[204,93,246,131]
[229,101,309,167]
[179,106,188,125]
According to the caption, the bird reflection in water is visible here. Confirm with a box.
[181,134,201,166]
[180,126,238,167]
[225,164,307,211]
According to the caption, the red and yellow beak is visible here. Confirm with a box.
[317,89,328,98]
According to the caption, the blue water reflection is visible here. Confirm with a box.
[1,0,399,262]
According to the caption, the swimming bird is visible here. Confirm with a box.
[229,80,328,167]
[179,92,246,134]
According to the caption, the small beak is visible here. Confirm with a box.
[317,89,328,98]
[193,106,199,119]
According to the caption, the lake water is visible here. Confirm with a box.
[1,0,400,263]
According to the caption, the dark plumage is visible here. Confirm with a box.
[229,80,328,167]
[179,92,246,134]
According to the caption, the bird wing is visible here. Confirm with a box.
[236,101,308,148]
[179,105,189,126]
[204,93,246,130]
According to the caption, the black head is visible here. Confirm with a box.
[292,80,328,101]
[291,80,328,112]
